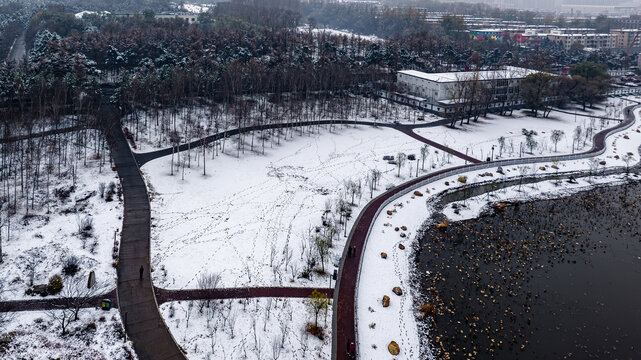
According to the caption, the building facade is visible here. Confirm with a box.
[547,32,617,50]
[395,67,539,114]
[611,29,641,49]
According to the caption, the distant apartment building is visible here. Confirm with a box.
[547,32,616,50]
[394,66,539,113]
[613,15,641,29]
[611,29,641,49]
[114,12,199,24]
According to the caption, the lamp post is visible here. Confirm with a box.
[491,145,495,160]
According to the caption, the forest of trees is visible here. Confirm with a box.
[0,0,620,246]
[443,61,611,127]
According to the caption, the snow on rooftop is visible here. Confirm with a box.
[397,66,539,83]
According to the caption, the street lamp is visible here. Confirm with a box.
[491,145,495,160]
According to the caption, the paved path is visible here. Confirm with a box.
[134,118,452,166]
[397,128,482,163]
[7,30,25,63]
[0,287,331,312]
[155,287,332,305]
[331,104,639,359]
[104,106,187,360]
[0,290,117,312]
[0,125,87,144]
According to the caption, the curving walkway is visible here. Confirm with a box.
[134,118,452,166]
[0,125,90,144]
[331,104,639,359]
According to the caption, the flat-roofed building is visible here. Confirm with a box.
[395,66,540,113]
[547,32,616,50]
[611,29,641,49]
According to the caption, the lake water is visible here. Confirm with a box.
[417,183,641,359]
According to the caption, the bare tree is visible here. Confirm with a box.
[46,306,75,335]
[228,310,238,339]
[197,271,221,313]
[396,152,406,177]
[271,336,282,360]
[623,153,635,175]
[550,130,564,152]
[420,145,429,170]
[61,277,109,321]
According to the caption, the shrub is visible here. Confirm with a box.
[306,323,325,340]
[78,216,94,238]
[47,275,63,295]
[62,256,81,277]
[105,182,116,202]
[98,183,106,198]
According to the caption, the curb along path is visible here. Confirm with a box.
[331,105,639,360]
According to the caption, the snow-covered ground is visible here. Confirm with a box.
[414,98,627,162]
[181,3,211,14]
[161,297,330,360]
[145,125,438,291]
[442,173,636,222]
[0,308,135,359]
[1,150,122,301]
[0,131,125,359]
[356,102,641,359]
[297,26,383,42]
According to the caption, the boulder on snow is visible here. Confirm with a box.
[413,191,423,197]
[75,190,96,203]
[398,244,405,250]
[381,252,387,259]
[401,226,407,231]
[599,160,606,165]
[382,295,390,307]
[419,303,436,317]
[394,227,399,231]
[388,341,400,355]
[386,210,393,216]
[392,287,403,296]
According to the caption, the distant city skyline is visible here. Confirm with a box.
[431,0,641,14]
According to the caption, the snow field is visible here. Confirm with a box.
[414,98,628,163]
[1,152,121,301]
[145,125,436,291]
[0,308,134,360]
[160,297,331,360]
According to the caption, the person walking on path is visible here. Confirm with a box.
[139,265,144,280]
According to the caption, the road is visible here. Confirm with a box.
[7,30,26,63]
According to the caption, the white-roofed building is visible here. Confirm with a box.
[396,66,540,113]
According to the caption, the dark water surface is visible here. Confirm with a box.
[417,183,641,360]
